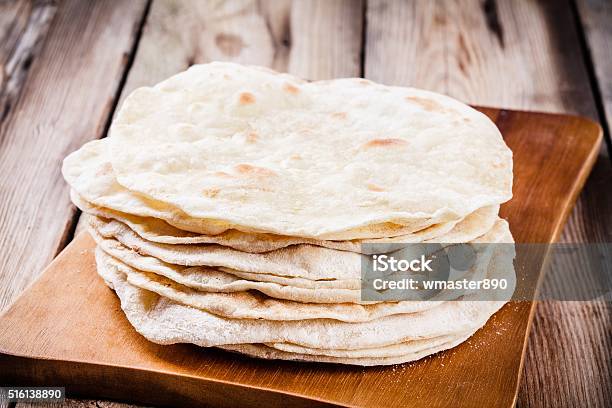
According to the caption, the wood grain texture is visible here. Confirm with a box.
[0,0,148,313]
[0,0,57,123]
[576,0,612,134]
[122,0,362,100]
[365,0,596,115]
[364,1,611,407]
[0,109,602,408]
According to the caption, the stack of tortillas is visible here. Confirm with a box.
[62,62,514,366]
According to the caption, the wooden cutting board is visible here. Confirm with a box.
[0,108,602,408]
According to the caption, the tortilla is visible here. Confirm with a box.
[265,332,472,358]
[97,256,508,350]
[104,62,512,239]
[74,191,501,253]
[98,246,507,322]
[90,216,511,281]
[218,336,471,366]
[62,62,515,366]
[63,139,446,238]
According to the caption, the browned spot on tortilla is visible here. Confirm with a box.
[214,33,245,57]
[367,183,385,192]
[283,83,299,94]
[203,188,220,198]
[363,138,408,148]
[331,112,347,119]
[405,96,443,112]
[223,74,231,80]
[214,171,233,178]
[246,132,258,143]
[358,79,371,85]
[235,163,277,177]
[239,92,255,105]
[290,154,302,160]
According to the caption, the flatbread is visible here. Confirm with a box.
[62,61,515,367]
[266,332,472,358]
[96,249,511,350]
[99,249,441,321]
[93,228,360,286]
[89,216,511,281]
[94,234,360,290]
[73,190,497,253]
[218,335,471,366]
[98,246,508,322]
[63,139,446,238]
[103,62,512,239]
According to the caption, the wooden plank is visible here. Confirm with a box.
[557,3,612,403]
[365,0,596,115]
[576,0,612,136]
[364,1,611,407]
[0,0,58,123]
[120,0,363,104]
[282,0,364,79]
[0,0,148,312]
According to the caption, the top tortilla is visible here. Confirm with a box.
[64,62,512,239]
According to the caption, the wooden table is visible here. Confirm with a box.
[0,1,609,407]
